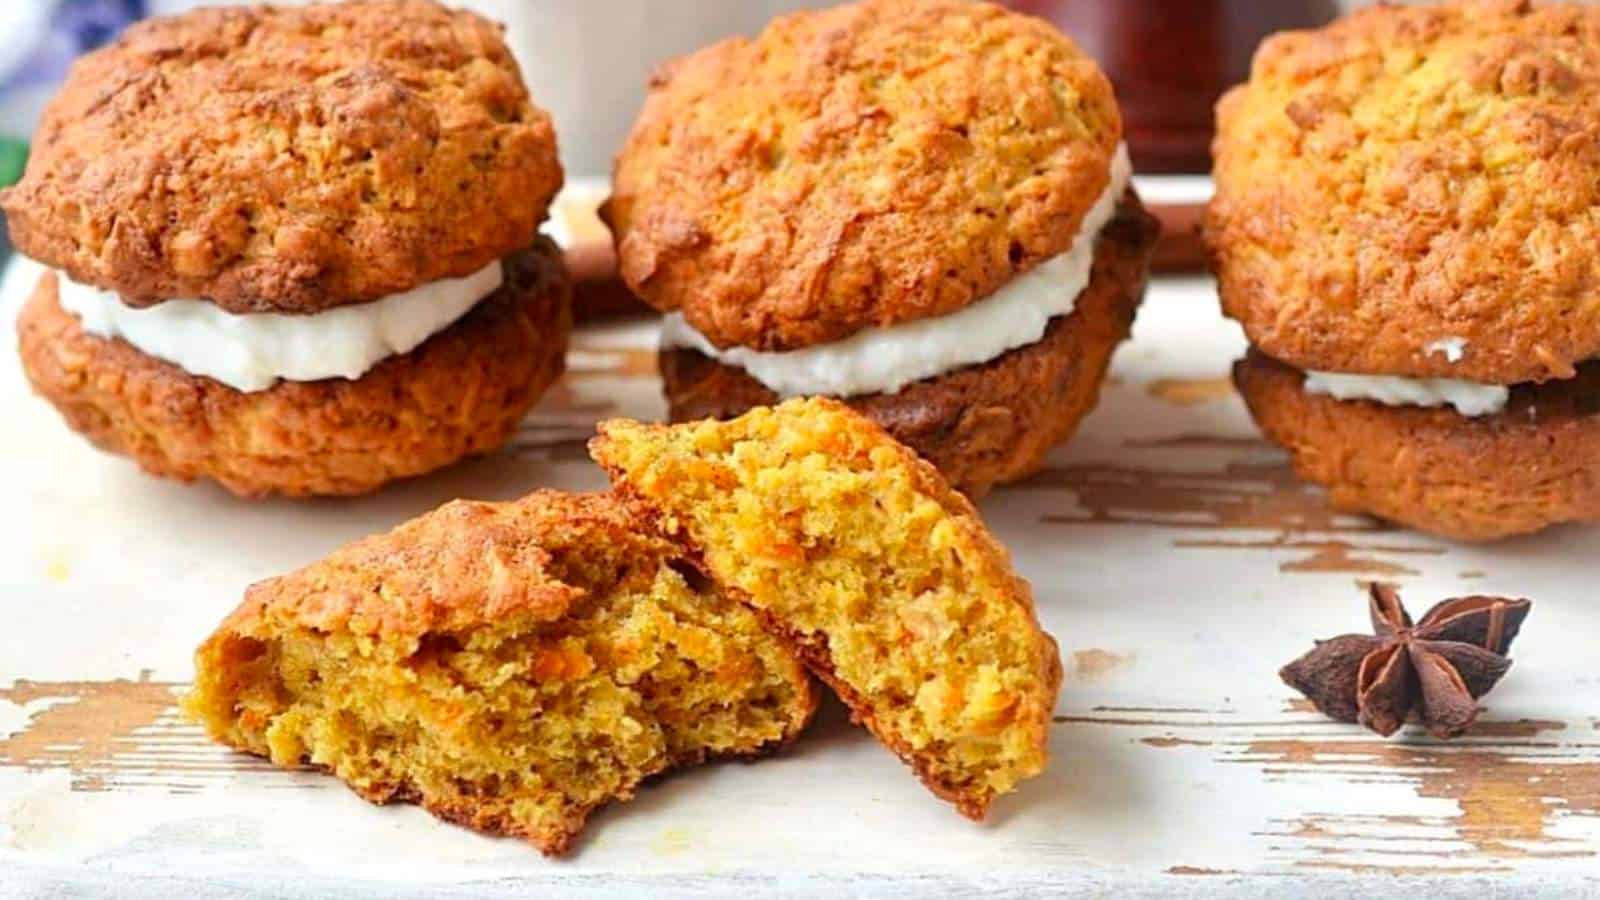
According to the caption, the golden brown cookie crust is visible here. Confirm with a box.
[1,0,562,314]
[215,492,627,642]
[1234,349,1600,541]
[661,194,1157,496]
[608,0,1121,352]
[1208,1,1600,384]
[18,239,571,498]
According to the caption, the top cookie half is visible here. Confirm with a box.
[0,0,562,314]
[1208,0,1600,384]
[608,0,1122,352]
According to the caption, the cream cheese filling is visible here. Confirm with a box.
[1303,371,1511,418]
[659,143,1135,399]
[54,262,505,393]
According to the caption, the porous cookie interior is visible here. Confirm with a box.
[185,517,810,855]
[594,399,1058,818]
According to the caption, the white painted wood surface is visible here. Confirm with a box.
[3,181,1599,898]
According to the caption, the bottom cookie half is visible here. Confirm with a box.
[18,240,572,498]
[1235,349,1600,541]
[660,199,1158,497]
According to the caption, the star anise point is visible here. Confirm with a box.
[1281,583,1530,740]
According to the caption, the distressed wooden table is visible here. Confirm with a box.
[3,180,1598,898]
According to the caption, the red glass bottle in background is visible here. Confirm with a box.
[1007,0,1339,173]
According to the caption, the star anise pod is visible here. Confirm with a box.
[1280,583,1531,739]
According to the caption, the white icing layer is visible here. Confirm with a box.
[660,144,1135,398]
[55,263,504,393]
[1303,370,1510,418]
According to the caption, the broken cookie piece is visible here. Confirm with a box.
[185,491,816,856]
[592,397,1062,819]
